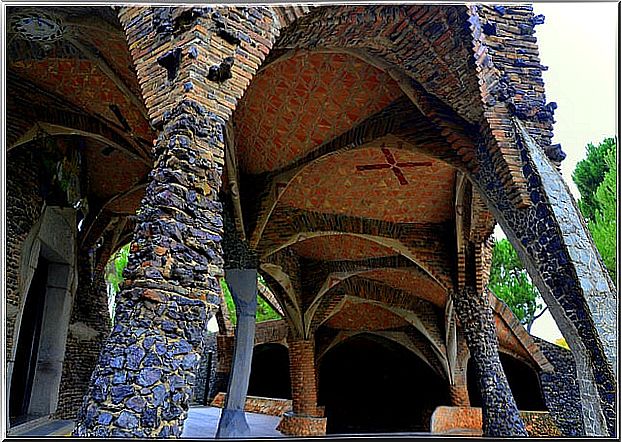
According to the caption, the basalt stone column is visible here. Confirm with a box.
[468,4,616,435]
[452,287,527,437]
[215,214,259,438]
[470,121,617,436]
[277,339,326,436]
[72,5,283,438]
[72,101,225,438]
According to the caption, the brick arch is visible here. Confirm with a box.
[317,330,447,381]
[263,231,448,291]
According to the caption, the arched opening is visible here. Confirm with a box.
[467,352,546,411]
[247,343,291,399]
[318,333,450,434]
[9,255,50,425]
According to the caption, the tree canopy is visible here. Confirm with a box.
[573,139,617,284]
[489,238,546,332]
[572,137,616,222]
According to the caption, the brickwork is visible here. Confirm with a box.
[431,406,561,437]
[5,147,44,359]
[288,340,320,417]
[55,244,112,419]
[277,412,327,436]
[211,393,292,416]
[449,384,470,407]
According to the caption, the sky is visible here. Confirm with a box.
[497,2,618,343]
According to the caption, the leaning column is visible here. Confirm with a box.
[73,5,281,437]
[452,286,527,437]
[215,206,258,438]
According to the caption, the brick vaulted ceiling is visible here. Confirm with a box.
[280,141,455,223]
[234,52,404,174]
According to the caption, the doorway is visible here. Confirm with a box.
[318,333,450,434]
[9,255,50,425]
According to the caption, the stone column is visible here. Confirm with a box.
[277,339,326,436]
[215,270,258,438]
[452,286,527,437]
[72,98,225,438]
[215,201,259,438]
[471,122,617,436]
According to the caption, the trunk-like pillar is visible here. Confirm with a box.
[72,101,225,437]
[277,339,326,436]
[215,210,258,438]
[71,5,282,438]
[471,120,617,436]
[452,287,527,437]
[215,269,257,438]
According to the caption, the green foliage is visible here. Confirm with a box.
[586,146,617,283]
[555,337,570,350]
[220,278,282,327]
[489,239,544,331]
[572,137,616,222]
[103,243,282,326]
[104,243,130,324]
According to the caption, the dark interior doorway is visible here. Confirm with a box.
[9,255,50,425]
[467,352,546,411]
[247,343,292,399]
[318,333,450,434]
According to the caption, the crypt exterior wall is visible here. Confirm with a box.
[5,147,80,422]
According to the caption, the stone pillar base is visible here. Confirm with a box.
[276,412,327,436]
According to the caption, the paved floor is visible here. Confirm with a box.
[8,407,440,438]
[182,406,284,438]
[7,407,284,438]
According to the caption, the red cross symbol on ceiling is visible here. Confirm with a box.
[356,146,432,185]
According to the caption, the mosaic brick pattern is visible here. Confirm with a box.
[290,234,399,262]
[235,52,403,174]
[358,268,447,307]
[280,144,455,223]
[324,300,410,331]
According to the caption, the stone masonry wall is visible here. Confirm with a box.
[55,245,112,419]
[6,147,44,360]
[192,330,217,405]
[534,337,585,436]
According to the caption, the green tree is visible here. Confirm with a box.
[221,278,282,326]
[572,137,616,222]
[104,243,130,324]
[586,146,617,283]
[104,244,282,327]
[489,239,546,332]
[572,137,617,285]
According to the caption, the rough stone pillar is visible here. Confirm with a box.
[468,4,616,434]
[471,121,617,436]
[453,287,527,437]
[277,339,326,436]
[71,5,283,438]
[72,102,224,437]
